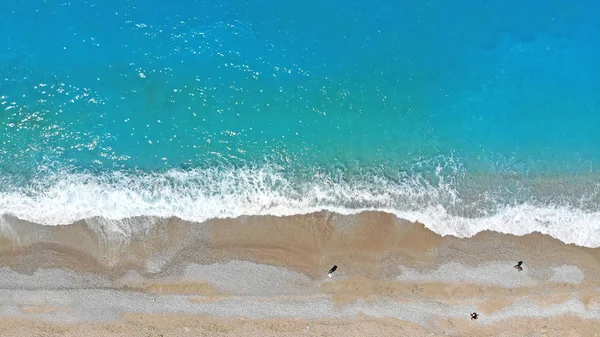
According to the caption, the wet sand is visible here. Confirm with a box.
[1,211,600,336]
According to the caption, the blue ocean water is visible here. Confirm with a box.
[1,1,599,245]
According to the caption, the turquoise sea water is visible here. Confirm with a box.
[1,1,599,245]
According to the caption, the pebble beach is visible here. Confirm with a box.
[1,212,599,336]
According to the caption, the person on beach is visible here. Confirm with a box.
[328,265,337,277]
[471,312,479,320]
[514,261,523,271]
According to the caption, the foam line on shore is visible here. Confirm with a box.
[2,167,600,247]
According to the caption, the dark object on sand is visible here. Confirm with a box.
[471,312,479,320]
[328,265,337,277]
[514,261,523,271]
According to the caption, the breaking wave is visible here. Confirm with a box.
[1,162,599,247]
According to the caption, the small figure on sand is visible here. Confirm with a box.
[514,261,523,271]
[328,265,337,277]
[470,312,479,320]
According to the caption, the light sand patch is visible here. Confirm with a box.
[477,293,580,315]
[396,262,538,287]
[184,261,318,296]
[551,265,585,284]
[188,295,226,304]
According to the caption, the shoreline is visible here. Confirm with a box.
[1,211,600,335]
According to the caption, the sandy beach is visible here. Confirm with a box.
[1,211,600,336]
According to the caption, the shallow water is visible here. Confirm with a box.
[1,1,599,245]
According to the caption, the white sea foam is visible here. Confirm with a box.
[1,166,600,247]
